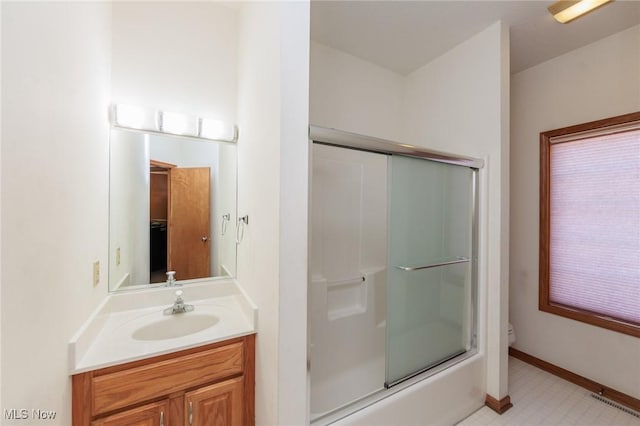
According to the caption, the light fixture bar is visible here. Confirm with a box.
[548,0,613,24]
[109,104,237,143]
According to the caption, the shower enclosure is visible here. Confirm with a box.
[309,126,482,423]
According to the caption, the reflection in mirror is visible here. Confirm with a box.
[109,128,237,291]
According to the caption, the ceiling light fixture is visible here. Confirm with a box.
[548,0,613,24]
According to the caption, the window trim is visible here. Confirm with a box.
[539,111,640,338]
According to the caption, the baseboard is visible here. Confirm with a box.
[509,347,640,413]
[485,394,513,414]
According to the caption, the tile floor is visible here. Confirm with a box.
[458,357,640,426]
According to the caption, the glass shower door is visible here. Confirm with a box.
[386,155,476,387]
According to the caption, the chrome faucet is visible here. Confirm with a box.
[163,290,194,315]
[165,270,179,287]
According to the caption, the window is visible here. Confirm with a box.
[540,112,640,338]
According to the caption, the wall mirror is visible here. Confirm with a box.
[108,127,237,291]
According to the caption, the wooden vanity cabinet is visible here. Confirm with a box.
[90,400,169,426]
[72,335,255,426]
[185,377,244,425]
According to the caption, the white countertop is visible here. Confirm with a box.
[69,279,257,374]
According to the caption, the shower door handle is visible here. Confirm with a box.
[395,256,470,271]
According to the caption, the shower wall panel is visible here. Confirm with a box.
[310,144,387,417]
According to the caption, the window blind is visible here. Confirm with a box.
[549,128,640,325]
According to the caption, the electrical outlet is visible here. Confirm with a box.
[93,261,100,286]
[116,247,121,266]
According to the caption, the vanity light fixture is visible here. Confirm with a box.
[113,104,156,130]
[110,103,237,143]
[548,0,613,23]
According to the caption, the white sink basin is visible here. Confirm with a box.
[131,313,219,341]
[69,280,258,373]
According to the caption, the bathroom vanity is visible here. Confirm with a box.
[72,335,254,426]
[69,281,257,426]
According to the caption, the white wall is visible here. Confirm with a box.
[310,21,510,424]
[310,41,405,141]
[237,5,281,423]
[111,2,237,124]
[236,2,310,424]
[1,3,112,424]
[276,3,310,424]
[510,24,640,398]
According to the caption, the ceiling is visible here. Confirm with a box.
[310,0,640,75]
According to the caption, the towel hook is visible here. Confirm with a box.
[236,215,249,244]
[221,213,231,236]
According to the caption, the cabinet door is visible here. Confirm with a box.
[91,400,169,426]
[185,376,243,426]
